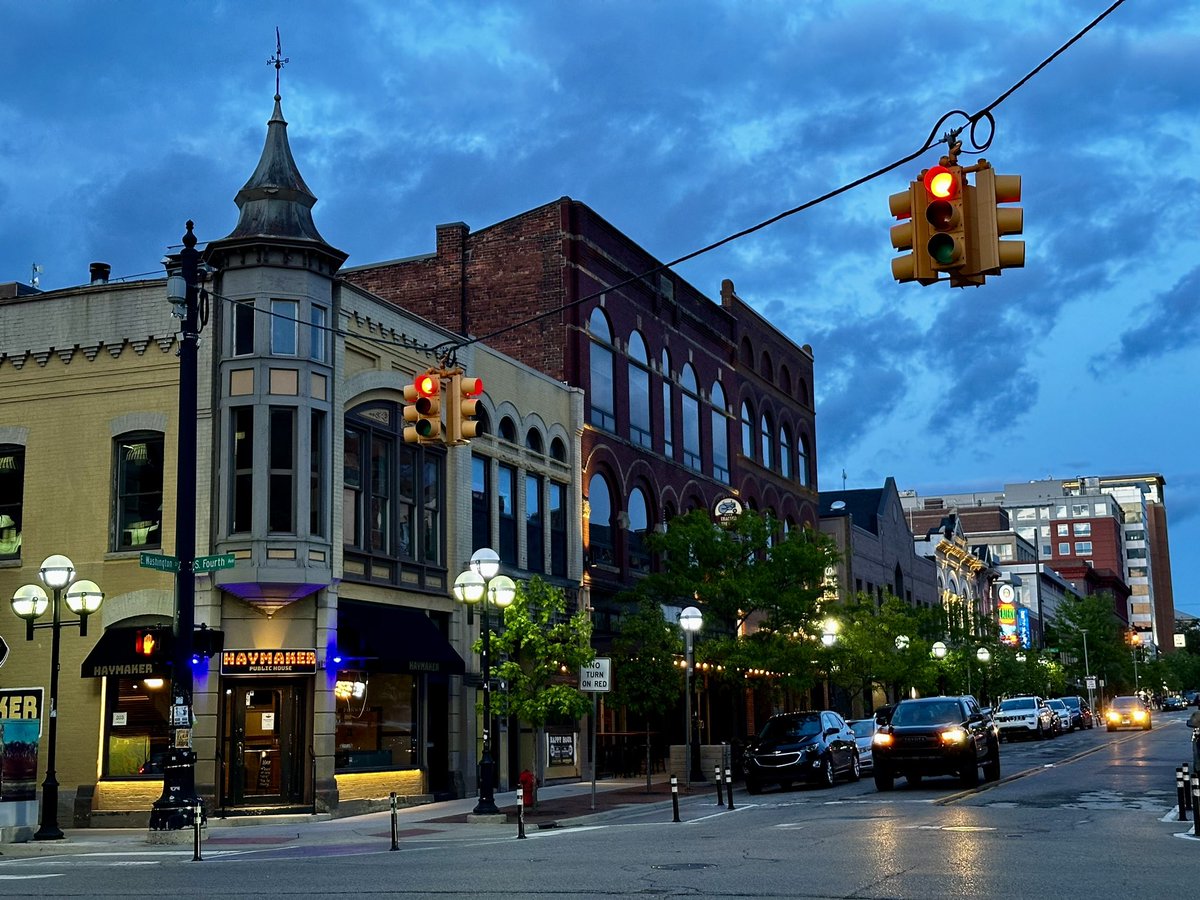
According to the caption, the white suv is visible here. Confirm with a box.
[993,696,1058,741]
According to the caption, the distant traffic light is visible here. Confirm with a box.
[889,181,936,284]
[403,373,441,443]
[445,374,484,443]
[922,164,967,272]
[970,162,1025,276]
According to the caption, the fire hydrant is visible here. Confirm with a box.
[518,769,537,808]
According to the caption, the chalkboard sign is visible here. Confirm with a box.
[548,734,574,766]
[256,752,274,790]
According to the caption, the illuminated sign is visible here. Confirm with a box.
[220,649,318,675]
[713,496,743,527]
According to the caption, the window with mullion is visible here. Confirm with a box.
[472,454,490,553]
[681,364,701,472]
[231,407,254,533]
[526,473,544,573]
[114,433,165,550]
[368,432,391,553]
[588,307,616,432]
[549,481,567,577]
[269,407,297,533]
[628,331,652,448]
[0,445,23,559]
[498,463,517,565]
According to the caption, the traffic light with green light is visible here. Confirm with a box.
[403,373,442,443]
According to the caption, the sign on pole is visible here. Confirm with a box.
[1086,675,1097,690]
[580,658,611,692]
[193,553,235,573]
[139,552,180,573]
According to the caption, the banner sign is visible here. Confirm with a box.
[0,687,44,802]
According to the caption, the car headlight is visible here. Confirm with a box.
[1106,711,1120,721]
[1133,710,1147,721]
[872,732,894,747]
[939,728,968,744]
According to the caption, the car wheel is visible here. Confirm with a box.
[1143,721,1152,731]
[1035,723,1044,740]
[982,745,1001,782]
[745,777,762,796]
[1106,725,1115,732]
[820,757,835,788]
[849,753,862,782]
[906,772,923,787]
[874,767,894,792]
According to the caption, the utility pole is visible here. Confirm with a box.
[149,221,204,831]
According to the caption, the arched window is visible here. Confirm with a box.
[627,331,652,448]
[797,433,811,486]
[588,307,616,432]
[741,400,754,458]
[680,364,701,472]
[778,364,792,396]
[628,487,650,573]
[550,436,567,462]
[739,336,754,367]
[779,425,793,479]
[760,350,773,381]
[710,381,729,484]
[499,417,517,443]
[661,349,674,459]
[525,428,544,454]
[760,412,773,471]
[587,473,615,567]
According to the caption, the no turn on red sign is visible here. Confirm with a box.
[580,658,611,692]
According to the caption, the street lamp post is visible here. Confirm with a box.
[10,555,103,841]
[679,606,703,784]
[821,618,839,711]
[976,647,992,705]
[931,640,948,695]
[453,548,515,815]
[894,634,910,703]
[1081,628,1094,713]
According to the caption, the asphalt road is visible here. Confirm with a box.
[0,710,1195,898]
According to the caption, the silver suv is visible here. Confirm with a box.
[992,695,1058,740]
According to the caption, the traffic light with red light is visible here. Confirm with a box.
[969,162,1024,276]
[445,374,484,443]
[922,164,967,273]
[403,373,442,443]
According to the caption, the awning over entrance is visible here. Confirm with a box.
[81,627,172,679]
[337,600,464,676]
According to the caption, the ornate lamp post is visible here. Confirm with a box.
[821,618,840,711]
[679,606,703,783]
[452,548,515,815]
[931,640,949,695]
[10,555,103,841]
[976,647,992,704]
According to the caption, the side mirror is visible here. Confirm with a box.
[1187,712,1200,729]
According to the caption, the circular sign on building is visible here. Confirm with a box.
[713,496,744,527]
[997,583,1016,604]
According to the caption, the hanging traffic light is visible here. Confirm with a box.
[445,373,484,444]
[970,162,1024,276]
[889,181,936,284]
[922,164,967,272]
[403,373,441,443]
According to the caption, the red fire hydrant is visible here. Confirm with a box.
[519,769,537,808]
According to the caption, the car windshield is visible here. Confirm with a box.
[1111,697,1143,710]
[1047,700,1066,709]
[760,714,821,741]
[998,698,1036,711]
[849,720,875,738]
[891,701,961,726]
[1061,698,1081,709]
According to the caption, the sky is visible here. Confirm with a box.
[1,1,1197,615]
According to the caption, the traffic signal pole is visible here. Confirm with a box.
[150,221,204,832]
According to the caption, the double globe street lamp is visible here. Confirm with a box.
[679,606,703,783]
[452,548,516,815]
[10,555,104,841]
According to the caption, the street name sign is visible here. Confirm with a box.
[139,552,180,573]
[194,553,236,573]
[580,657,611,692]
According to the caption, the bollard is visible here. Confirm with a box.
[390,792,399,851]
[1192,776,1199,837]
[671,775,680,822]
[715,765,724,805]
[516,789,527,839]
[725,767,734,810]
[192,800,203,861]
[1177,768,1188,822]
[1184,764,1193,812]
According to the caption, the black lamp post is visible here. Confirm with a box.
[453,548,515,815]
[679,606,703,783]
[11,555,103,841]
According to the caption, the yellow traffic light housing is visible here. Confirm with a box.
[970,162,1024,276]
[923,165,967,273]
[403,373,442,443]
[445,374,484,444]
[889,182,936,284]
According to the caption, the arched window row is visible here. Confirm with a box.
[736,396,814,487]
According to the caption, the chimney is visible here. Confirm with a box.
[89,262,111,285]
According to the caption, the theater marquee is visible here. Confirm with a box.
[221,649,318,675]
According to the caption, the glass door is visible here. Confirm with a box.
[221,681,307,808]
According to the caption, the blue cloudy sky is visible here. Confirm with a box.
[2,1,1198,616]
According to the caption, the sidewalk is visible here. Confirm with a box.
[0,773,718,860]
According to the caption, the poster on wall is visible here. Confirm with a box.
[0,687,43,803]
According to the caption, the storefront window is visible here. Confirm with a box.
[334,671,419,770]
[104,677,171,776]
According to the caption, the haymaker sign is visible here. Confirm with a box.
[221,649,317,675]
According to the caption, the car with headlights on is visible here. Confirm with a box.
[871,695,1000,790]
[992,695,1057,741]
[1105,695,1152,731]
[743,710,860,794]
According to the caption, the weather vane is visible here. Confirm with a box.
[268,26,289,97]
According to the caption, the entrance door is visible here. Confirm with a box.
[221,681,308,809]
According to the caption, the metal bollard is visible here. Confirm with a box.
[725,767,734,810]
[671,775,680,822]
[390,792,400,850]
[715,765,724,805]
[1192,776,1199,837]
[516,790,527,839]
[1184,764,1193,812]
[192,801,203,861]
[1177,768,1188,821]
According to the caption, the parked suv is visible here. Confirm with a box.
[743,710,860,794]
[1058,695,1094,730]
[992,696,1058,740]
[871,695,1000,790]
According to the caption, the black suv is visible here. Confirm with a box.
[743,710,860,794]
[872,695,1000,790]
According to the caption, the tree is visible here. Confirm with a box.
[1049,591,1133,693]
[487,577,594,789]
[610,596,682,791]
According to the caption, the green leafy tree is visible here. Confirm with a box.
[486,577,594,786]
[611,596,682,791]
[1048,591,1132,693]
